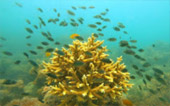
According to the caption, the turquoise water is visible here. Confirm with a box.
[0,0,170,106]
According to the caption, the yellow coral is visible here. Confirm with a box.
[42,34,133,106]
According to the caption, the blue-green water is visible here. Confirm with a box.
[0,0,170,106]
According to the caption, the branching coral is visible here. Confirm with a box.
[42,34,133,106]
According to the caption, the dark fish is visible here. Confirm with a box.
[37,46,44,49]
[55,42,60,45]
[26,35,31,39]
[138,85,142,90]
[138,49,144,52]
[15,2,22,7]
[72,6,77,10]
[134,54,141,59]
[23,52,29,58]
[37,8,43,12]
[41,20,46,26]
[67,10,75,16]
[136,71,143,77]
[122,68,128,72]
[131,46,137,49]
[3,79,16,85]
[25,27,33,34]
[75,36,84,41]
[64,44,69,49]
[97,46,103,49]
[33,25,38,29]
[54,18,59,22]
[78,18,83,24]
[100,17,104,20]
[93,33,98,38]
[57,13,60,17]
[38,17,46,26]
[29,50,37,55]
[56,50,65,56]
[70,18,75,22]
[0,36,6,41]
[26,43,32,47]
[47,37,54,42]
[46,48,54,52]
[38,17,43,21]
[118,22,125,28]
[14,60,21,65]
[41,32,48,37]
[139,69,145,72]
[127,45,131,49]
[152,68,164,75]
[130,40,137,43]
[97,28,102,31]
[101,58,112,63]
[85,51,92,56]
[48,19,54,23]
[148,89,156,94]
[2,51,13,56]
[88,24,97,28]
[73,61,84,66]
[123,31,128,34]
[41,41,49,46]
[98,33,104,36]
[79,6,86,9]
[89,6,95,9]
[152,44,155,47]
[70,22,78,27]
[124,49,135,55]
[39,23,42,28]
[119,40,129,47]
[60,20,68,26]
[153,73,161,80]
[26,19,31,24]
[46,73,58,79]
[130,75,136,79]
[105,8,109,11]
[96,22,102,25]
[53,8,57,12]
[143,79,147,86]
[102,18,110,22]
[158,97,167,102]
[102,26,107,29]
[108,37,117,42]
[28,60,38,67]
[140,57,146,61]
[145,74,152,81]
[101,12,107,16]
[143,62,151,67]
[93,15,101,19]
[113,27,120,31]
[47,31,52,36]
[155,77,166,85]
[132,65,138,70]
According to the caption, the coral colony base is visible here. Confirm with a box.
[42,34,133,106]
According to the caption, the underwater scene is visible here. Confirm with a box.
[0,0,170,106]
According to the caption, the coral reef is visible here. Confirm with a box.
[0,79,24,105]
[6,97,48,106]
[42,34,133,106]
